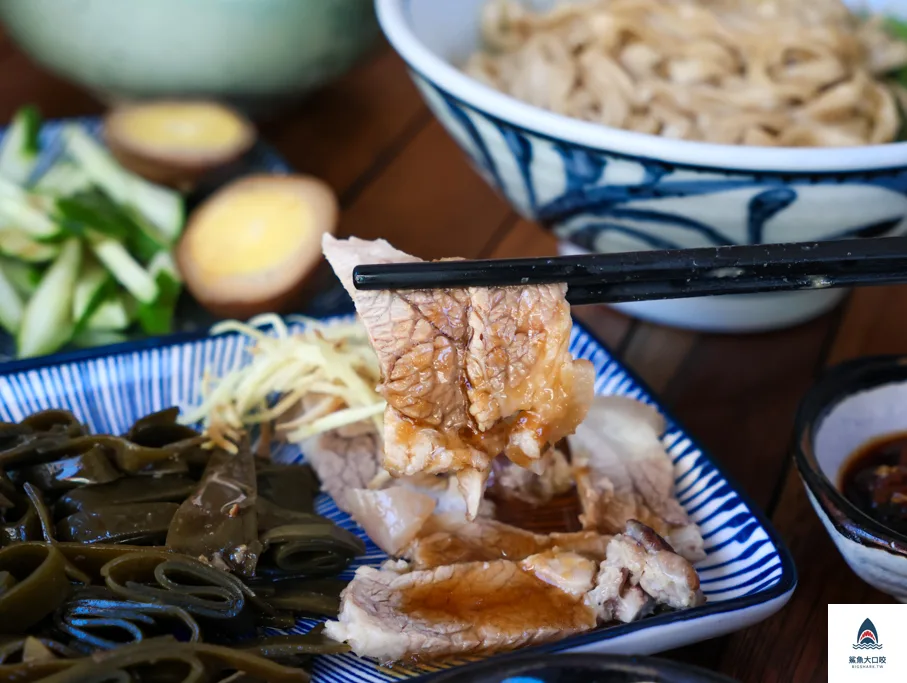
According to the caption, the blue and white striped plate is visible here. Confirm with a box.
[0,312,796,682]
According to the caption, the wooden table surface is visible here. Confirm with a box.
[4,37,898,683]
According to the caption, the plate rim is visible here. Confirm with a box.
[0,313,798,681]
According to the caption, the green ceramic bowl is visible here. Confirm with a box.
[0,0,380,115]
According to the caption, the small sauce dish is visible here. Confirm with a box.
[795,355,907,601]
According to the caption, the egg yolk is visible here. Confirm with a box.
[117,103,246,154]
[188,186,312,277]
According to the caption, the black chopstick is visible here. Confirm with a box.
[351,236,907,306]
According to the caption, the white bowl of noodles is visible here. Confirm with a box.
[376,0,907,332]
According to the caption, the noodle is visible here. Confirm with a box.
[463,0,907,146]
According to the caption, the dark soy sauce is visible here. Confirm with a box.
[840,432,907,536]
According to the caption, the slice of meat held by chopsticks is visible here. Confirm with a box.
[567,396,705,563]
[324,520,704,663]
[322,235,595,519]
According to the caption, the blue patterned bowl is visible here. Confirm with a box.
[376,0,907,332]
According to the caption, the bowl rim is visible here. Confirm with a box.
[793,354,907,556]
[376,0,907,174]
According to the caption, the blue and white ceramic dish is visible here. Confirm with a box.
[795,355,907,602]
[375,0,907,333]
[0,310,796,682]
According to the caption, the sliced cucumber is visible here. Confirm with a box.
[0,262,24,334]
[127,215,170,263]
[64,126,184,242]
[0,257,41,298]
[130,182,185,243]
[17,238,82,358]
[136,250,182,335]
[71,328,128,348]
[0,178,59,239]
[54,188,169,264]
[73,256,112,324]
[148,250,181,281]
[90,237,158,304]
[55,189,130,241]
[35,160,92,197]
[0,105,41,185]
[0,228,60,262]
[137,266,181,336]
[86,294,130,331]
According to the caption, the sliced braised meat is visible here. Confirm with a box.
[343,471,501,556]
[622,519,705,609]
[343,471,500,556]
[585,565,654,623]
[404,514,610,569]
[521,550,598,596]
[344,483,607,567]
[587,519,703,622]
[379,558,411,573]
[397,474,497,519]
[659,523,705,567]
[490,448,574,505]
[568,395,705,563]
[325,521,704,663]
[322,235,594,519]
[344,487,437,556]
[301,427,382,514]
[323,554,598,663]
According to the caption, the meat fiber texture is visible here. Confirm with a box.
[490,448,574,505]
[403,513,610,569]
[324,520,704,663]
[323,554,598,663]
[568,395,706,563]
[322,235,594,519]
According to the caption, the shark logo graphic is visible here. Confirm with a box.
[853,618,883,650]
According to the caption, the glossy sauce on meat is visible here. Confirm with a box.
[390,415,509,467]
[400,566,594,633]
[840,432,907,535]
[412,520,569,567]
[411,533,518,567]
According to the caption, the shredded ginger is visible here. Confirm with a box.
[180,314,385,452]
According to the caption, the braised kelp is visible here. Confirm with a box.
[0,407,360,682]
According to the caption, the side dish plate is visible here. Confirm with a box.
[0,313,796,682]
[0,115,293,362]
